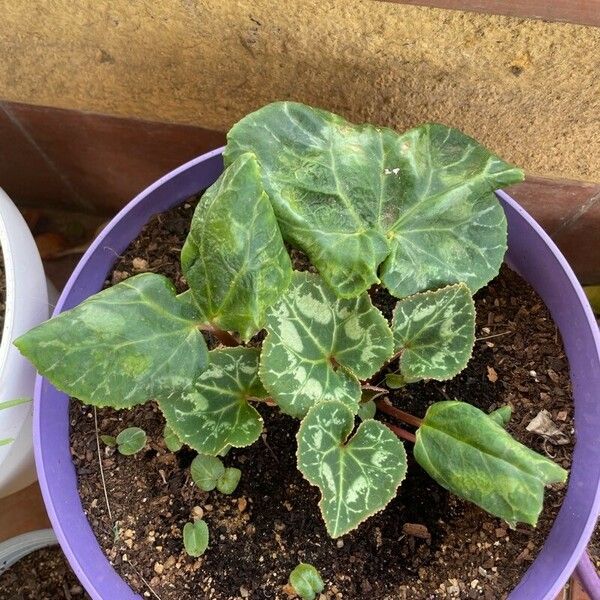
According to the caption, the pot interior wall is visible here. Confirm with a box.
[34,154,600,600]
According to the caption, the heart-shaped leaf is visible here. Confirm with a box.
[163,424,183,452]
[190,454,225,491]
[159,347,266,455]
[414,401,568,526]
[183,520,209,557]
[216,467,242,494]
[391,283,475,382]
[297,401,407,538]
[260,272,393,418]
[14,273,209,409]
[181,152,292,341]
[116,427,147,456]
[225,101,523,298]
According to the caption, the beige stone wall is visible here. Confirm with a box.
[0,1,598,181]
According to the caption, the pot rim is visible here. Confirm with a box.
[33,149,600,600]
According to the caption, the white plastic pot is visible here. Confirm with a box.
[0,188,56,498]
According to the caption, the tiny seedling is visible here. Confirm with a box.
[16,102,567,549]
[115,427,146,456]
[100,435,117,447]
[216,467,241,495]
[163,424,183,452]
[183,519,209,557]
[289,563,325,600]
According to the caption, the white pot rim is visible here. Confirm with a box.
[0,188,53,497]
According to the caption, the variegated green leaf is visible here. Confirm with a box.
[225,101,523,298]
[260,272,393,418]
[414,401,568,526]
[181,152,292,341]
[159,347,266,455]
[391,283,475,382]
[14,273,208,409]
[297,401,407,538]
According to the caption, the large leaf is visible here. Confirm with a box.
[14,274,208,408]
[391,283,475,382]
[297,401,407,538]
[159,347,266,455]
[181,152,292,341]
[225,101,524,298]
[414,401,568,526]
[260,272,393,418]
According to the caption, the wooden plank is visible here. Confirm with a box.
[0,483,51,543]
[381,1,600,27]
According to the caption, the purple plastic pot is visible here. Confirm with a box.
[577,552,600,600]
[33,148,600,600]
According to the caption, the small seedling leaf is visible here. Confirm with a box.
[489,405,512,427]
[100,435,117,447]
[260,272,393,418]
[297,401,407,538]
[160,347,266,455]
[181,152,292,341]
[191,454,225,492]
[289,563,325,600]
[414,401,568,527]
[183,520,209,557]
[216,467,242,495]
[14,273,209,409]
[116,427,146,455]
[357,400,376,421]
[163,424,183,452]
[225,101,523,298]
[391,284,475,383]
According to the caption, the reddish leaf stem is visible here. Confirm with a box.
[376,398,423,428]
[386,423,416,444]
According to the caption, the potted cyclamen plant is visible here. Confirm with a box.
[16,103,600,599]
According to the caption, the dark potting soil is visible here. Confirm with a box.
[70,201,574,600]
[0,546,92,600]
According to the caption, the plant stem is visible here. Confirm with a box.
[200,324,240,347]
[376,398,423,428]
[385,422,416,444]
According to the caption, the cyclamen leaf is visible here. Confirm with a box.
[489,405,512,427]
[357,400,376,421]
[163,424,183,452]
[289,564,325,600]
[297,401,407,538]
[159,347,266,456]
[191,454,225,491]
[116,427,147,455]
[216,467,242,494]
[414,401,568,527]
[225,101,523,298]
[260,272,393,418]
[181,152,292,341]
[391,284,475,382]
[183,520,209,557]
[14,273,209,409]
[100,435,117,447]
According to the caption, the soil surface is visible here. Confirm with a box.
[70,202,574,600]
[0,546,92,600]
